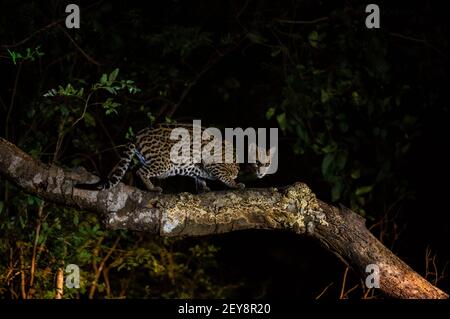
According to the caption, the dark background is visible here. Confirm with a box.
[0,0,448,299]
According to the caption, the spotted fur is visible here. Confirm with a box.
[76,124,270,193]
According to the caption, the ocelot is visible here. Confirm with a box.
[76,123,272,193]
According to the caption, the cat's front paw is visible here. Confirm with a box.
[149,186,163,194]
[198,185,211,193]
[236,183,245,189]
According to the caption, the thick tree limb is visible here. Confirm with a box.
[0,137,447,299]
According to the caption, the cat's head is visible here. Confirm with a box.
[248,143,276,178]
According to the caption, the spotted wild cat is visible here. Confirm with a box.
[76,123,273,193]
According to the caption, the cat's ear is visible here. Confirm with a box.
[268,146,277,158]
[256,146,271,165]
[248,142,257,153]
[248,142,257,162]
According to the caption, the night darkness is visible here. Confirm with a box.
[0,0,448,303]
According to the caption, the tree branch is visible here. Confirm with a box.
[0,137,447,299]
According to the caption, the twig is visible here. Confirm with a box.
[55,267,64,299]
[163,35,246,118]
[27,202,44,298]
[119,279,130,298]
[315,282,334,299]
[71,92,94,129]
[58,25,102,66]
[276,17,329,25]
[344,284,361,297]
[363,287,375,299]
[53,119,67,163]
[102,267,111,297]
[339,266,349,299]
[19,246,27,299]
[389,32,446,58]
[1,20,62,48]
[1,1,103,48]
[88,236,120,298]
[236,0,250,18]
[91,236,104,275]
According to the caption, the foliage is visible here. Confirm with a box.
[0,193,227,298]
[267,24,421,215]
[7,46,44,64]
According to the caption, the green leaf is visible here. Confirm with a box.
[27,195,37,205]
[109,68,119,83]
[335,151,347,171]
[276,113,287,131]
[350,168,361,179]
[296,124,309,143]
[105,108,118,115]
[147,112,156,123]
[293,144,303,155]
[339,122,349,132]
[19,215,26,228]
[331,183,343,202]
[308,31,319,48]
[403,114,417,126]
[321,143,337,154]
[73,214,79,226]
[320,89,330,103]
[7,49,17,64]
[79,250,92,262]
[352,91,360,105]
[84,112,96,127]
[265,107,276,120]
[321,153,335,177]
[104,87,117,95]
[125,126,135,140]
[271,48,281,57]
[355,185,373,196]
[0,201,4,215]
[100,73,108,85]
[60,105,70,117]
[247,33,266,44]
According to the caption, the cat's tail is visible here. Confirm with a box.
[75,143,136,190]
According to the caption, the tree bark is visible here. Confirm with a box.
[55,267,64,299]
[0,137,447,299]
